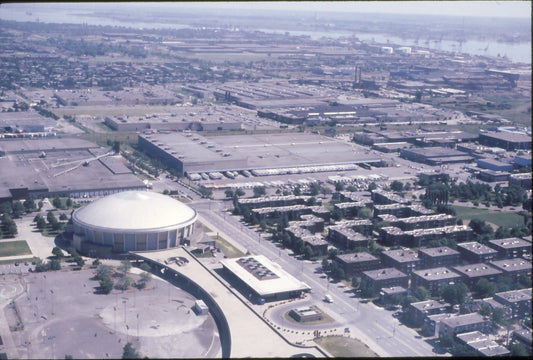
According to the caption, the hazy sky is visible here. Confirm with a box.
[184,1,532,19]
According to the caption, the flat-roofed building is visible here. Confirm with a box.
[327,226,368,250]
[373,203,411,218]
[334,202,365,218]
[479,132,532,151]
[285,226,328,257]
[452,263,502,287]
[411,267,462,296]
[400,147,474,165]
[380,249,421,274]
[397,214,456,231]
[252,204,312,221]
[380,225,473,248]
[237,195,310,210]
[138,132,381,177]
[0,138,145,202]
[379,226,406,247]
[333,219,373,236]
[493,288,532,319]
[408,299,451,327]
[490,258,532,283]
[371,189,411,205]
[477,158,513,172]
[487,238,532,260]
[438,313,491,338]
[456,331,510,357]
[289,214,325,234]
[457,242,498,263]
[334,252,381,277]
[512,328,532,355]
[361,267,408,295]
[220,255,311,302]
[418,246,461,269]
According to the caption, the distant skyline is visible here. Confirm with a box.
[172,1,532,19]
[0,1,531,19]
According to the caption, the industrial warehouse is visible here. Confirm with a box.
[138,132,382,178]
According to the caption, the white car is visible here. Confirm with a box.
[324,295,334,303]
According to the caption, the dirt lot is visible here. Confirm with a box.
[0,269,221,359]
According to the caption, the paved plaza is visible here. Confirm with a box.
[0,269,221,359]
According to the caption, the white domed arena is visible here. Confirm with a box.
[72,191,197,256]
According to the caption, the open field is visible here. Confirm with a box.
[0,240,32,257]
[314,335,378,357]
[179,52,282,62]
[451,206,525,228]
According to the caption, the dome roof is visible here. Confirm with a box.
[73,191,197,232]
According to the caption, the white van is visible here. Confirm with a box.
[324,295,333,303]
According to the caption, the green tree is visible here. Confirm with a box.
[117,275,133,290]
[66,198,73,208]
[198,186,212,199]
[303,245,314,260]
[253,186,266,198]
[367,182,377,192]
[47,211,57,224]
[225,189,234,198]
[331,207,343,221]
[52,247,64,258]
[491,307,508,327]
[34,258,48,272]
[293,186,301,196]
[390,180,404,192]
[52,197,62,209]
[335,182,345,192]
[440,283,468,305]
[0,202,12,215]
[59,213,68,221]
[138,271,152,289]
[49,259,61,271]
[118,260,132,274]
[92,258,101,267]
[235,188,245,197]
[74,255,85,267]
[99,276,114,294]
[12,200,24,217]
[509,343,528,357]
[36,215,47,231]
[23,197,36,212]
[309,182,320,196]
[414,286,430,301]
[2,214,17,236]
[474,278,496,299]
[96,264,114,280]
[122,342,140,359]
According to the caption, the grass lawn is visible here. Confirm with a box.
[314,335,378,357]
[451,206,525,228]
[214,236,246,258]
[0,240,32,257]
